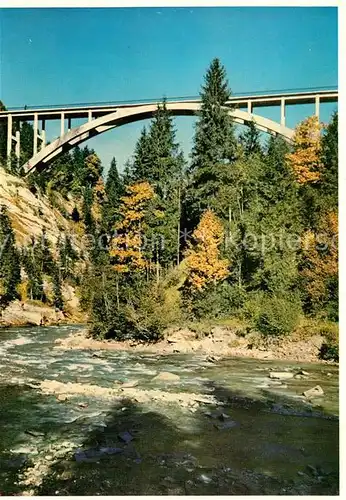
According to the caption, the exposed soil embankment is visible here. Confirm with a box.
[0,300,86,328]
[54,326,330,364]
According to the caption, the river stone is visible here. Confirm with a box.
[214,419,238,430]
[303,385,324,398]
[152,372,180,382]
[269,372,294,380]
[118,431,134,443]
[121,379,139,388]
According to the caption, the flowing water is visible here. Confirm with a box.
[0,325,339,495]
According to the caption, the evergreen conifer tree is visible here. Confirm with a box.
[187,58,237,226]
[0,205,21,304]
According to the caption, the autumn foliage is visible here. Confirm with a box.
[286,116,323,184]
[184,209,229,292]
[110,182,155,273]
[300,211,338,307]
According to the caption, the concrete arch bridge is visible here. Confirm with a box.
[0,87,338,175]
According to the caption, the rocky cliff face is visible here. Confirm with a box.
[0,167,75,246]
[0,167,87,327]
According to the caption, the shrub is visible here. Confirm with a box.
[185,282,247,320]
[319,342,338,362]
[91,277,182,342]
[244,292,301,337]
[318,321,338,362]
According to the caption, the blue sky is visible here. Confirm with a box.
[0,7,338,174]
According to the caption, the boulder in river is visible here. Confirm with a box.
[269,372,294,380]
[303,385,324,398]
[152,372,180,382]
[121,379,139,388]
[118,431,134,443]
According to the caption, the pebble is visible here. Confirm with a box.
[269,372,294,380]
[152,372,180,382]
[121,380,139,388]
[199,474,212,484]
[303,385,324,398]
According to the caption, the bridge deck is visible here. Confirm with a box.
[0,89,338,122]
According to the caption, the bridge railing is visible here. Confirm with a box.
[4,85,338,112]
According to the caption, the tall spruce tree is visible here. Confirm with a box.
[129,127,153,183]
[52,266,64,311]
[125,102,185,268]
[239,120,263,158]
[187,58,237,226]
[0,205,21,304]
[102,157,124,231]
[319,111,338,211]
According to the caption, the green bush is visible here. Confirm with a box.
[185,282,247,320]
[318,321,338,362]
[90,277,182,342]
[244,292,301,337]
[319,342,338,362]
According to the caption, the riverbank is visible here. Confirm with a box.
[54,323,335,364]
[0,300,86,328]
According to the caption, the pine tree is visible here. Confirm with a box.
[239,120,263,157]
[0,205,21,304]
[52,266,64,311]
[319,112,338,210]
[187,58,237,226]
[129,127,153,183]
[33,230,55,276]
[102,158,124,230]
[58,235,79,280]
[82,185,95,234]
[21,238,45,301]
[125,102,185,268]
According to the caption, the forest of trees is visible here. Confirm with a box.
[0,59,338,359]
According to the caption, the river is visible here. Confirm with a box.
[0,324,339,495]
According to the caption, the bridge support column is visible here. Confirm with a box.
[315,96,320,120]
[88,110,92,122]
[68,117,72,132]
[15,130,20,161]
[41,120,46,148]
[281,98,286,127]
[60,113,65,137]
[34,113,38,155]
[15,129,20,164]
[247,100,252,114]
[7,114,13,159]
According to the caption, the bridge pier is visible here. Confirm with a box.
[281,98,286,126]
[315,96,320,120]
[7,114,12,160]
[60,112,65,137]
[6,114,21,166]
[34,114,46,154]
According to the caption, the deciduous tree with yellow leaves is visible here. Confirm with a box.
[286,115,323,185]
[300,211,338,317]
[110,181,155,273]
[184,209,229,292]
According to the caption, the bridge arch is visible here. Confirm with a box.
[23,102,294,175]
